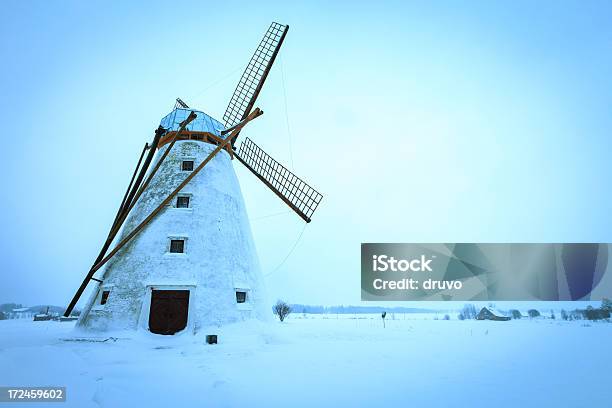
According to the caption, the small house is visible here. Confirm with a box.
[476,307,511,321]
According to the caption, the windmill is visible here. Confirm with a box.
[65,22,322,335]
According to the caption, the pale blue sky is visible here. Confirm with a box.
[1,1,611,308]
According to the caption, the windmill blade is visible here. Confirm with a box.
[235,137,322,223]
[223,22,289,136]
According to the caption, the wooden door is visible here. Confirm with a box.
[148,290,190,335]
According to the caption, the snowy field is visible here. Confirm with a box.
[0,315,610,407]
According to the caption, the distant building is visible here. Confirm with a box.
[33,307,55,321]
[476,307,511,321]
[11,307,33,319]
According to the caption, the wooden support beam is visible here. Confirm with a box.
[64,114,196,317]
[109,142,149,235]
[114,125,166,229]
[64,125,165,317]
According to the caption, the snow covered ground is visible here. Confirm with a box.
[0,315,610,407]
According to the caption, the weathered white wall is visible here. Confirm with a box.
[78,140,269,333]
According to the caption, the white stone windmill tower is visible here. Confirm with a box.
[64,23,322,335]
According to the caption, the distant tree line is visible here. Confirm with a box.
[0,303,23,313]
[557,299,611,321]
[287,304,436,315]
[456,299,611,322]
[0,303,79,320]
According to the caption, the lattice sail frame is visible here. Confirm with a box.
[223,22,288,129]
[237,137,322,222]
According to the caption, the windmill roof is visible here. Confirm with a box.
[160,108,225,136]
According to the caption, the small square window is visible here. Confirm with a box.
[182,160,194,171]
[176,196,190,208]
[236,291,247,304]
[170,239,185,253]
[100,290,110,305]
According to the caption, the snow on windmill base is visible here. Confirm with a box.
[77,140,269,333]
[1,315,610,407]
